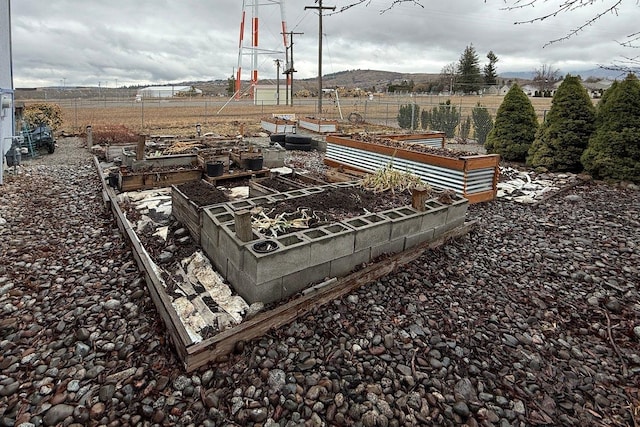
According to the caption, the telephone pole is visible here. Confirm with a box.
[305,0,335,116]
[282,30,303,106]
[274,59,281,105]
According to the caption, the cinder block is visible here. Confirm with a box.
[269,193,288,201]
[226,264,282,304]
[228,200,255,211]
[381,207,424,240]
[243,234,311,284]
[283,189,307,198]
[345,214,391,251]
[218,223,258,270]
[446,198,469,224]
[420,202,448,231]
[302,223,355,265]
[281,262,331,297]
[249,196,273,206]
[371,237,406,260]
[330,248,371,278]
[405,228,436,249]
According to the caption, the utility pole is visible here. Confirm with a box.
[274,59,281,105]
[282,30,303,106]
[305,0,335,116]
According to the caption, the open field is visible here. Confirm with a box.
[20,94,558,137]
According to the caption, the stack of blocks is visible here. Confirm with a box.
[200,183,468,304]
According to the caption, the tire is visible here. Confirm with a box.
[285,142,312,151]
[270,133,286,143]
[285,134,312,145]
[48,143,55,154]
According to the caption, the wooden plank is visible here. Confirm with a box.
[326,135,464,170]
[461,155,500,170]
[93,157,193,368]
[463,190,497,204]
[203,168,270,185]
[120,169,202,191]
[184,220,476,371]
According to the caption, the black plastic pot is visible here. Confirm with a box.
[246,157,264,171]
[253,240,278,253]
[206,161,224,177]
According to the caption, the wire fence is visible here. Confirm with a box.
[30,94,553,135]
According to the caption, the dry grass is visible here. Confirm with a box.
[46,94,556,138]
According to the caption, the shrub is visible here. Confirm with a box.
[421,100,459,138]
[398,104,419,129]
[527,75,596,172]
[91,125,139,145]
[485,84,538,161]
[23,103,63,131]
[581,74,640,183]
[471,103,493,145]
[459,116,471,141]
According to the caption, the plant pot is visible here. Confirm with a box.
[246,157,264,171]
[206,161,224,177]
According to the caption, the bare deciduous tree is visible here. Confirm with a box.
[331,0,423,13]
[495,0,638,46]
[533,64,561,93]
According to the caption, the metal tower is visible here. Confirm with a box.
[236,0,288,98]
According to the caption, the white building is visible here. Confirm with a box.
[1,0,15,185]
[136,85,203,99]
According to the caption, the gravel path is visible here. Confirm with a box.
[1,138,639,426]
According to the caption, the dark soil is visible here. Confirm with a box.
[176,180,228,207]
[254,177,302,193]
[259,186,411,234]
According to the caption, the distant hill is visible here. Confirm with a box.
[500,68,625,80]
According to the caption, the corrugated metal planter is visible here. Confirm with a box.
[386,132,446,148]
[325,134,500,203]
[298,117,338,133]
[261,117,296,133]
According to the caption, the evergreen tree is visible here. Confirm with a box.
[472,103,493,146]
[485,84,538,161]
[483,51,499,87]
[581,74,640,183]
[398,104,420,129]
[421,100,460,138]
[456,45,482,94]
[227,74,236,96]
[527,75,596,171]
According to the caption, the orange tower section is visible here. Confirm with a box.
[236,0,289,99]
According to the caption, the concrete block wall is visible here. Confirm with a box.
[198,184,468,304]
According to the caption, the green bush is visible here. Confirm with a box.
[485,84,538,161]
[581,74,640,183]
[420,100,459,138]
[398,104,419,129]
[527,75,596,172]
[459,116,471,141]
[471,103,493,145]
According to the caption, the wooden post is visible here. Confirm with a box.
[86,125,93,146]
[136,134,146,161]
[235,210,253,242]
[412,187,430,212]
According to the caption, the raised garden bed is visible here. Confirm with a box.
[261,116,296,134]
[298,116,339,133]
[172,180,229,244]
[385,132,446,148]
[325,134,500,203]
[97,157,474,371]
[200,183,469,304]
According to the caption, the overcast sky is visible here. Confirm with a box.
[9,0,640,88]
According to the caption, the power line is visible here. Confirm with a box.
[305,0,335,116]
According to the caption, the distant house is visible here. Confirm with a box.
[136,85,203,99]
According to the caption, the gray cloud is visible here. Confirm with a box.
[9,0,640,87]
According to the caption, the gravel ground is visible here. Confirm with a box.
[1,138,639,427]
